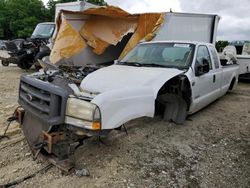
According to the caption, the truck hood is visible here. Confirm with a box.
[80,65,184,94]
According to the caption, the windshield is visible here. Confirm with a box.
[120,43,195,68]
[31,24,55,38]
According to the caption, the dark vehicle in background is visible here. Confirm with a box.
[0,40,6,50]
[0,22,55,69]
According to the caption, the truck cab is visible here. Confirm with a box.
[31,22,55,39]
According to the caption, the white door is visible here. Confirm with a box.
[191,45,220,112]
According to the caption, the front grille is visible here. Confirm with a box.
[20,82,61,117]
[19,76,70,125]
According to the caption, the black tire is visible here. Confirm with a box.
[1,59,9,66]
[34,51,50,71]
[17,60,33,69]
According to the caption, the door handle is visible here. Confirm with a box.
[213,75,216,83]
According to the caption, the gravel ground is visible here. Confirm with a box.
[0,65,250,188]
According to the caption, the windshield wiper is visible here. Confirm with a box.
[119,61,142,67]
[141,63,169,68]
[32,34,47,38]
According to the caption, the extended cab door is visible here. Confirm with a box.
[191,45,221,112]
[208,45,223,96]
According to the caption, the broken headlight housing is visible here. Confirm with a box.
[65,98,101,130]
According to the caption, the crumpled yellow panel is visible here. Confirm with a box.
[80,22,110,55]
[50,6,165,64]
[79,15,137,54]
[144,13,165,41]
[50,19,86,64]
[119,13,164,59]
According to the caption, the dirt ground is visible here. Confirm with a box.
[0,65,250,188]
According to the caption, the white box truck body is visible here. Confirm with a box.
[50,11,220,66]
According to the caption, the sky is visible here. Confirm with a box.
[42,0,250,41]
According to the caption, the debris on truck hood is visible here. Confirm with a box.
[50,6,164,65]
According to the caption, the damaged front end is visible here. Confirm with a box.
[15,6,166,171]
[17,67,104,171]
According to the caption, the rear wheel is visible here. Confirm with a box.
[1,59,9,66]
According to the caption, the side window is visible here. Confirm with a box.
[196,46,212,69]
[209,46,220,69]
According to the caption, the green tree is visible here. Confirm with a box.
[216,40,229,52]
[0,0,49,39]
[0,0,11,39]
[0,0,107,39]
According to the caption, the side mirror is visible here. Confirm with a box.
[195,58,210,76]
[114,59,119,64]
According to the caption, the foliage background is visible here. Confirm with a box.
[0,0,107,39]
[0,0,228,50]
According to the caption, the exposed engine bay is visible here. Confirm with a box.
[35,63,106,84]
[16,62,109,172]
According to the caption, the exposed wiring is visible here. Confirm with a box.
[0,106,54,188]
[0,164,53,188]
[0,106,20,142]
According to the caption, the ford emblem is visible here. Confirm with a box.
[26,94,33,101]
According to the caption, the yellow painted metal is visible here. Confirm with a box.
[50,19,87,64]
[50,6,165,64]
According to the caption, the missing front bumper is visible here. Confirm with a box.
[16,109,90,172]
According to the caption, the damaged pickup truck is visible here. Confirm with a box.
[17,41,239,169]
[15,7,239,170]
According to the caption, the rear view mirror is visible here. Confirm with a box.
[195,58,210,76]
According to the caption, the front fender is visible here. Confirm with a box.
[91,86,155,129]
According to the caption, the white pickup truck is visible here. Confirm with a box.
[17,41,239,164]
[72,41,239,127]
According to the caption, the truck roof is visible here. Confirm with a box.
[140,40,214,46]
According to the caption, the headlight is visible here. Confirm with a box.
[66,98,101,130]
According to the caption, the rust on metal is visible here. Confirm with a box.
[42,131,65,154]
[39,153,74,173]
[15,107,25,125]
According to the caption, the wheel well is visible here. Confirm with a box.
[229,77,236,90]
[155,75,192,116]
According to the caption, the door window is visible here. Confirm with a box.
[196,46,212,69]
[209,46,220,69]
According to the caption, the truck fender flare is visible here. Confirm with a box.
[229,77,236,90]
